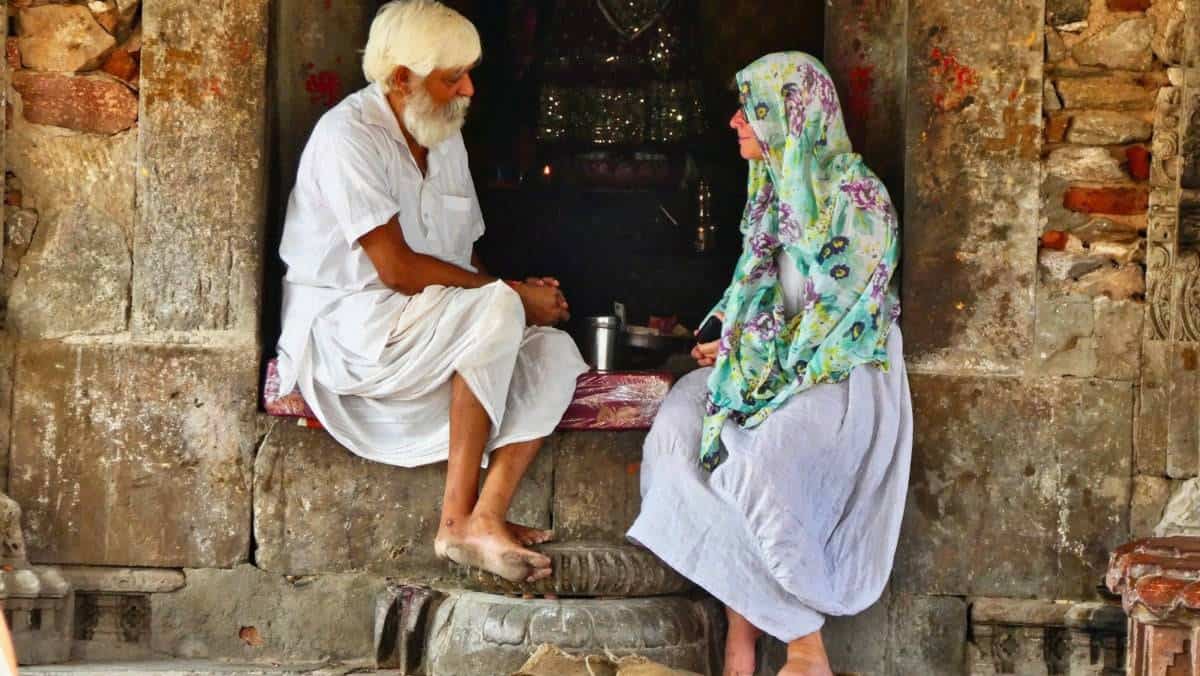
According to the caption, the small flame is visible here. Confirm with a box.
[542,164,552,177]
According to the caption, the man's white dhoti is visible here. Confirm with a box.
[276,84,587,468]
[303,282,585,467]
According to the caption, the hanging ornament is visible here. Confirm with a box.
[595,0,674,41]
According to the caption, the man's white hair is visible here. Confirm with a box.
[363,0,482,93]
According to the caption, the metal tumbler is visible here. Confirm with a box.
[584,316,622,370]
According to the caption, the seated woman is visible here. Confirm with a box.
[627,52,913,676]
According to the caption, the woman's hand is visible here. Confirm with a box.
[514,282,570,326]
[692,312,724,367]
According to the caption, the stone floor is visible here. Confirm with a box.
[23,661,386,675]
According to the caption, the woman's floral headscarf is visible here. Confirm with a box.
[699,52,901,470]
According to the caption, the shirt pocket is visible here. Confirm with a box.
[436,194,480,266]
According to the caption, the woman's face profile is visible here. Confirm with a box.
[730,108,765,161]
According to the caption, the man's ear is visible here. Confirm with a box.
[391,66,411,95]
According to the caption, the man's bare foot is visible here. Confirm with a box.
[434,514,552,583]
[779,632,833,676]
[724,606,762,676]
[507,522,554,547]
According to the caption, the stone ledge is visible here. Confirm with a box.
[57,567,185,594]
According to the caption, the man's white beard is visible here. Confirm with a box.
[402,85,470,149]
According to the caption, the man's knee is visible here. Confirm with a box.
[484,283,526,346]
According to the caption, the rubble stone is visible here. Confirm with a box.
[1071,18,1153,70]
[1047,0,1090,25]
[1039,249,1110,281]
[1067,110,1153,145]
[12,71,137,135]
[1044,80,1062,111]
[1045,28,1068,63]
[1046,146,1126,182]
[1071,263,1145,299]
[101,48,138,83]
[17,4,116,73]
[1056,75,1161,109]
[1148,0,1187,65]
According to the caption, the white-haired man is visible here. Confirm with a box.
[275,0,587,583]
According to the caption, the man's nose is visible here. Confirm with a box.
[458,73,475,98]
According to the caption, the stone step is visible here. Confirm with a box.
[24,661,387,675]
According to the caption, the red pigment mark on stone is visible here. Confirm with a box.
[323,0,332,8]
[1063,186,1149,215]
[207,77,224,97]
[230,38,253,65]
[1125,145,1150,181]
[847,65,874,127]
[305,68,343,108]
[929,47,978,112]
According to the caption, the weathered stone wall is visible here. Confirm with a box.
[3,0,266,572]
[4,0,1200,673]
[799,0,1200,674]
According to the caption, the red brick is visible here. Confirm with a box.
[1041,230,1069,250]
[1063,186,1149,215]
[1107,0,1150,10]
[1125,145,1150,181]
[6,39,20,70]
[101,48,138,83]
[12,71,137,135]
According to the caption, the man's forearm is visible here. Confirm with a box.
[384,251,497,295]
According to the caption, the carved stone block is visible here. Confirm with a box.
[966,598,1125,675]
[421,592,720,676]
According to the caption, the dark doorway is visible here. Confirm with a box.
[261,1,825,380]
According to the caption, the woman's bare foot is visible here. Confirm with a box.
[724,606,763,676]
[434,514,553,583]
[507,522,554,546]
[778,631,833,676]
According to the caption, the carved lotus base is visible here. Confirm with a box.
[376,587,722,675]
[452,541,693,598]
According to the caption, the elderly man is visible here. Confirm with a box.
[275,0,588,583]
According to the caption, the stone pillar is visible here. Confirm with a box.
[6,0,269,571]
[824,0,907,203]
[135,0,268,334]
